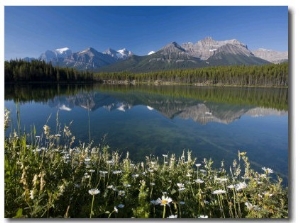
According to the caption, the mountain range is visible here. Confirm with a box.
[23,37,288,72]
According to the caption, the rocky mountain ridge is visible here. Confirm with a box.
[23,37,288,72]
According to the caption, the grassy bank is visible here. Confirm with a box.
[4,109,288,218]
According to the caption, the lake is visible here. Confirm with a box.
[4,84,289,185]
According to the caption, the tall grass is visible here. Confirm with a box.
[4,108,288,218]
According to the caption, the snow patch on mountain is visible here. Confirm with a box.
[148,51,155,55]
[55,47,71,54]
[102,48,133,59]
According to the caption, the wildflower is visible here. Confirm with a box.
[132,174,139,178]
[30,189,36,200]
[43,125,50,135]
[156,195,172,206]
[118,190,125,196]
[33,148,41,152]
[167,215,178,218]
[196,163,201,167]
[55,134,61,137]
[32,174,38,187]
[215,177,228,182]
[200,169,207,173]
[107,185,114,189]
[198,215,208,218]
[245,202,261,211]
[99,171,108,177]
[260,174,267,178]
[162,154,168,158]
[150,182,155,186]
[89,169,95,173]
[58,184,65,196]
[262,192,273,197]
[84,173,90,179]
[88,188,100,195]
[262,167,274,174]
[177,183,184,188]
[113,170,122,174]
[186,173,192,177]
[227,185,235,189]
[235,182,247,191]
[106,160,114,164]
[195,179,204,184]
[85,158,91,162]
[91,147,98,154]
[114,206,118,213]
[212,189,226,195]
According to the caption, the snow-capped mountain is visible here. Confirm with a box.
[54,47,72,58]
[103,48,133,59]
[35,47,134,70]
[23,37,287,72]
[117,48,133,59]
[38,47,72,63]
[63,47,118,70]
[252,48,288,64]
[181,37,252,60]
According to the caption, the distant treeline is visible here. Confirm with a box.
[5,59,288,87]
[94,63,288,87]
[5,59,94,83]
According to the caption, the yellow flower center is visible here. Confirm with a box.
[161,199,168,205]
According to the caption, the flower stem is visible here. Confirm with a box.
[163,205,166,218]
[90,195,95,218]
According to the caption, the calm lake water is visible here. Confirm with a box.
[4,84,289,185]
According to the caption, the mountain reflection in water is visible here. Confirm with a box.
[4,84,288,185]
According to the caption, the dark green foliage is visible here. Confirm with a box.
[5,59,94,83]
[95,63,288,87]
[5,59,288,87]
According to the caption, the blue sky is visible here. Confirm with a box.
[4,6,288,60]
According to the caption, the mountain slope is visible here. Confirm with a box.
[98,42,208,73]
[252,48,288,64]
[23,37,281,72]
[98,39,270,73]
[62,47,118,70]
[207,44,270,66]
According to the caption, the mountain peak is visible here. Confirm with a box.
[79,47,98,54]
[162,42,185,51]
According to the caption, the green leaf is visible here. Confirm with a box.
[13,208,23,218]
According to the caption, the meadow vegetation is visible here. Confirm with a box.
[4,108,288,218]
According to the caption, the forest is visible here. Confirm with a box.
[4,59,94,83]
[94,63,288,87]
[5,59,288,87]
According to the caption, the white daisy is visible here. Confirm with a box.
[88,188,100,195]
